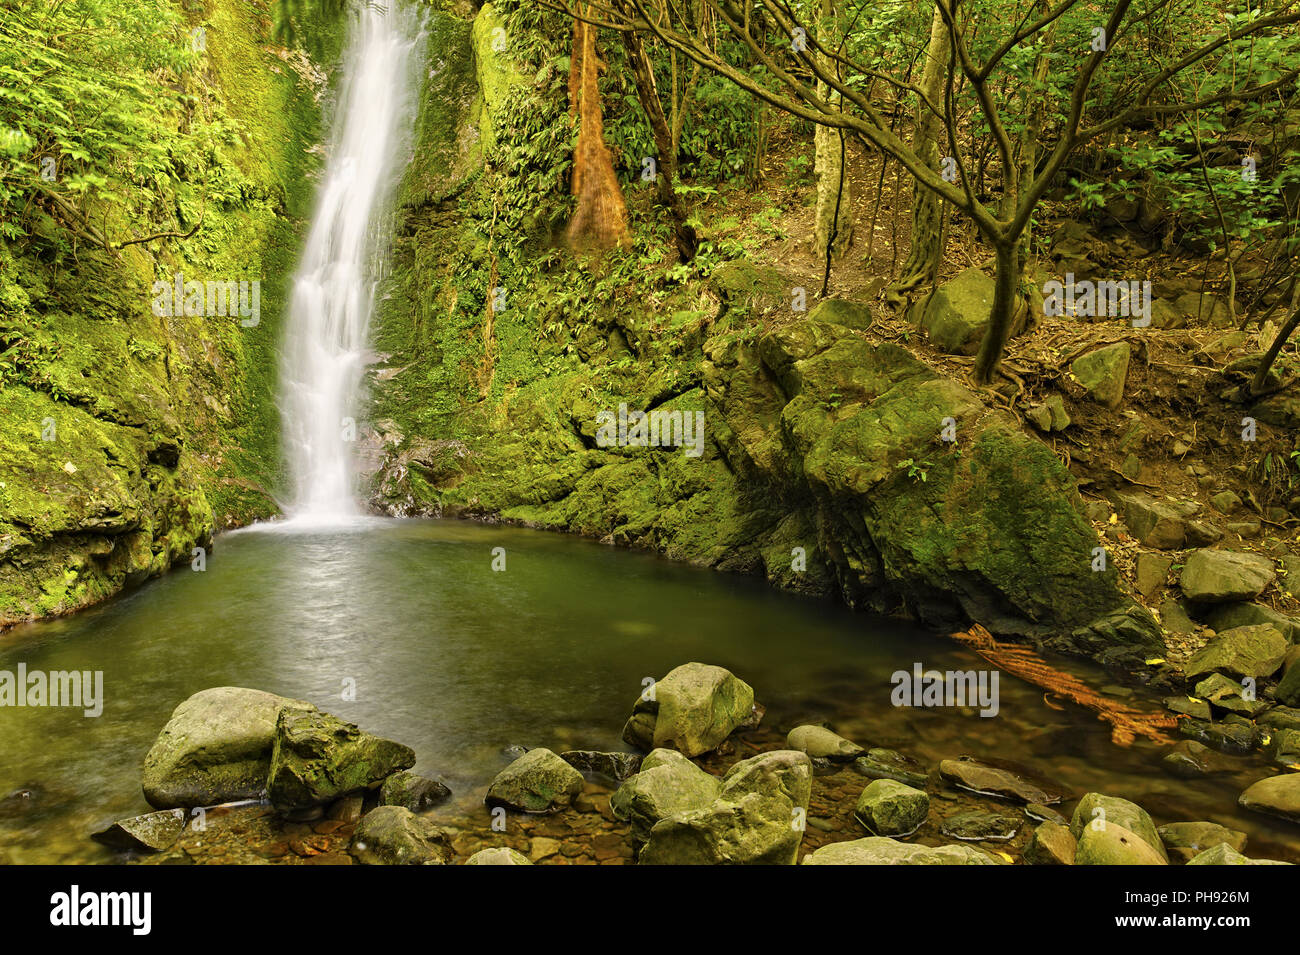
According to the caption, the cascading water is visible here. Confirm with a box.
[279,3,423,522]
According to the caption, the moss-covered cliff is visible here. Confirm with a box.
[0,0,331,624]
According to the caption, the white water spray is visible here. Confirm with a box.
[279,3,422,523]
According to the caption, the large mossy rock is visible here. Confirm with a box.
[1074,822,1169,865]
[348,806,452,865]
[637,750,813,865]
[1180,549,1276,603]
[1070,342,1130,408]
[266,707,416,810]
[142,687,314,809]
[379,771,452,812]
[801,837,999,865]
[1238,774,1300,824]
[1068,793,1168,861]
[920,268,1022,355]
[484,747,584,813]
[854,779,929,836]
[610,748,723,842]
[622,662,756,757]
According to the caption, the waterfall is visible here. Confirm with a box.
[278,3,422,523]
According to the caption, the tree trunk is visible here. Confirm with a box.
[885,2,950,308]
[621,15,698,261]
[1250,299,1300,397]
[813,0,853,264]
[566,6,631,252]
[973,241,1021,384]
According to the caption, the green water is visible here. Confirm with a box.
[1,518,1297,863]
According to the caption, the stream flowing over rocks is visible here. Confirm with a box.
[95,667,1298,865]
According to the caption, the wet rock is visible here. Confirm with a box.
[1157,821,1246,864]
[1269,728,1300,768]
[465,847,532,865]
[559,750,642,782]
[379,771,451,812]
[1238,773,1300,824]
[609,749,722,841]
[348,806,452,865]
[621,662,756,758]
[1185,624,1288,679]
[327,794,364,823]
[855,779,929,837]
[1278,659,1300,707]
[938,757,1069,804]
[720,750,813,808]
[1178,718,1261,755]
[1186,844,1291,865]
[91,809,187,852]
[1069,793,1168,861]
[939,809,1020,842]
[1071,342,1130,408]
[786,724,864,760]
[1025,803,1068,826]
[1163,696,1211,721]
[1260,705,1300,731]
[1179,549,1275,603]
[1161,740,1239,777]
[1193,673,1268,716]
[1075,822,1168,865]
[267,707,415,810]
[852,748,928,787]
[801,837,1000,865]
[1024,821,1076,865]
[484,748,583,814]
[142,687,315,810]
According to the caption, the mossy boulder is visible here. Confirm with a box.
[1070,342,1130,408]
[622,662,756,757]
[1238,773,1300,824]
[610,748,722,842]
[379,771,452,812]
[854,778,929,836]
[1179,549,1276,603]
[920,268,1021,355]
[1069,793,1168,861]
[1024,821,1076,865]
[1074,822,1169,865]
[266,707,416,810]
[1184,624,1289,679]
[142,687,314,810]
[349,806,453,865]
[484,747,584,813]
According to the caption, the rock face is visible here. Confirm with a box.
[622,663,756,757]
[610,749,723,841]
[1068,793,1168,861]
[1184,624,1288,679]
[786,725,863,760]
[266,707,416,810]
[802,837,999,865]
[854,779,929,836]
[1179,549,1276,602]
[465,847,532,865]
[1071,342,1130,408]
[379,771,452,812]
[91,809,187,852]
[1238,774,1300,824]
[485,748,584,813]
[348,806,452,865]
[142,687,314,810]
[637,750,813,865]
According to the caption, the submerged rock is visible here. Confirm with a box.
[91,809,187,852]
[854,779,929,837]
[379,771,452,812]
[938,757,1069,804]
[622,662,756,758]
[349,806,452,865]
[465,847,532,865]
[1161,740,1239,777]
[267,707,416,810]
[802,837,1000,865]
[939,809,1020,842]
[485,748,583,814]
[786,724,863,760]
[853,748,929,787]
[142,687,315,810]
[1178,718,1260,755]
